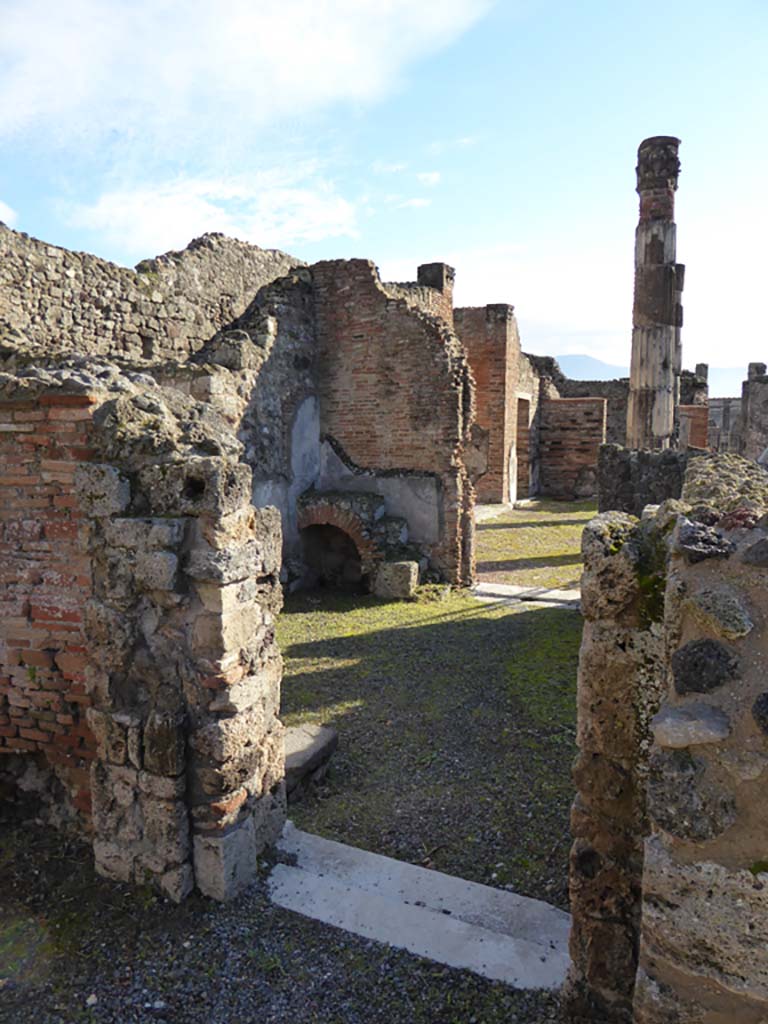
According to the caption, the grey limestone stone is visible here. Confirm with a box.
[193,815,258,901]
[651,703,731,748]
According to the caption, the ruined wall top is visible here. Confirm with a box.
[636,135,681,222]
[0,224,301,365]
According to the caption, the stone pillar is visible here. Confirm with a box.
[626,137,685,450]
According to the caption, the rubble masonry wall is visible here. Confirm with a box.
[568,453,768,1022]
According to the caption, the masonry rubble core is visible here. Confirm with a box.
[3,131,768,1023]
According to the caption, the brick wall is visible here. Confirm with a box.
[312,259,474,583]
[0,392,97,821]
[454,305,519,504]
[678,404,708,449]
[538,397,607,499]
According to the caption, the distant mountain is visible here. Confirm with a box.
[555,354,629,380]
[555,354,746,399]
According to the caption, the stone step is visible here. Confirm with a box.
[268,823,570,989]
[473,581,580,608]
[284,724,338,800]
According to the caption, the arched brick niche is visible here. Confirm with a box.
[296,497,382,577]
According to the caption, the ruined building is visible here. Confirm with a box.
[0,225,480,898]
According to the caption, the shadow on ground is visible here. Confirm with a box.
[279,590,580,907]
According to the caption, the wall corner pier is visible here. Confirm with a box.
[0,375,286,902]
[566,453,768,1022]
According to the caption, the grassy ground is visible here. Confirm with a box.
[474,500,596,589]
[278,590,580,907]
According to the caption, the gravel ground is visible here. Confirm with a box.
[1,825,563,1024]
[475,500,595,589]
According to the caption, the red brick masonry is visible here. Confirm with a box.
[0,393,97,820]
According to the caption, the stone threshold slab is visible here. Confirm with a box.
[473,581,580,608]
[268,822,570,990]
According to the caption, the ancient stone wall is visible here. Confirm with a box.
[564,508,667,1023]
[1,370,286,902]
[739,363,768,461]
[313,259,475,584]
[708,396,742,453]
[0,224,298,362]
[454,304,520,503]
[568,453,768,1022]
[524,355,630,447]
[597,444,693,516]
[537,397,606,500]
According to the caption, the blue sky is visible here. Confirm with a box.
[1,0,766,377]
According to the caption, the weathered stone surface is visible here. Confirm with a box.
[373,561,419,600]
[647,749,736,841]
[650,703,731,749]
[674,517,734,564]
[285,723,338,796]
[685,585,753,639]
[671,638,739,695]
[193,815,258,901]
[743,537,768,566]
[640,836,768,1003]
[751,692,768,736]
[138,459,252,518]
[134,550,178,591]
[75,463,131,517]
[580,512,640,621]
[143,712,185,777]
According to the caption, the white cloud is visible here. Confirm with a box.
[371,161,408,174]
[0,1,491,156]
[66,172,358,258]
[416,171,441,186]
[397,198,431,209]
[0,200,18,226]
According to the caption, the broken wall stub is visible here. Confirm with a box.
[312,259,476,585]
[739,363,768,462]
[0,370,286,902]
[567,453,768,1023]
[454,304,521,504]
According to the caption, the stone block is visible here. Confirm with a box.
[647,748,736,841]
[193,815,258,901]
[651,703,730,749]
[373,561,418,600]
[75,463,131,517]
[285,723,338,797]
[138,458,251,518]
[143,712,185,776]
[134,550,178,591]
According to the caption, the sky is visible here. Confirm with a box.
[1,0,766,377]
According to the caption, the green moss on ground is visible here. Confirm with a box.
[474,500,596,588]
[278,590,580,905]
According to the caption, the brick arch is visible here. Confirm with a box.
[296,502,382,574]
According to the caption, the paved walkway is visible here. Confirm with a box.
[269,822,571,990]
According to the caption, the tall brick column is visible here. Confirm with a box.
[626,136,685,450]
